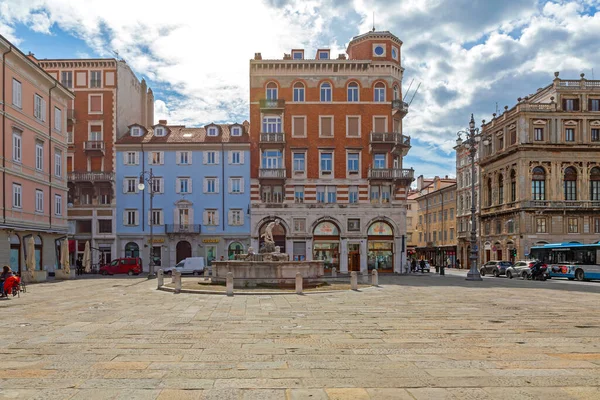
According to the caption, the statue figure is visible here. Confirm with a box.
[261,220,280,245]
[247,247,255,255]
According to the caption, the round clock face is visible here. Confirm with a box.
[374,45,384,56]
[392,48,398,59]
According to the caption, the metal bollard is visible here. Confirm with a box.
[226,272,234,296]
[174,270,182,293]
[331,267,337,278]
[351,271,358,290]
[157,269,164,288]
[296,272,303,295]
[372,269,378,286]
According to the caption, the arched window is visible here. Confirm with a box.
[510,170,517,203]
[347,82,359,102]
[125,242,139,258]
[9,234,20,273]
[266,82,278,100]
[498,174,504,204]
[393,85,400,100]
[532,167,546,200]
[320,82,332,102]
[487,178,492,206]
[228,242,244,259]
[590,167,600,201]
[374,82,386,102]
[564,166,577,201]
[293,82,304,102]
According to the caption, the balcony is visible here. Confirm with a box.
[68,172,115,182]
[368,168,415,185]
[522,200,600,209]
[259,99,285,110]
[391,99,409,116]
[259,132,285,148]
[259,168,287,181]
[369,132,411,156]
[83,141,105,154]
[165,224,201,234]
[67,109,76,122]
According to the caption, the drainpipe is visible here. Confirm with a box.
[141,141,145,231]
[48,82,57,229]
[221,141,225,232]
[2,45,13,224]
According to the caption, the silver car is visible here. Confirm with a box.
[506,260,535,279]
[480,261,512,277]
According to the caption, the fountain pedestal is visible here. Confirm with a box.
[212,260,324,288]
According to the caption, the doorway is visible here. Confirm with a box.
[205,245,217,266]
[176,241,192,263]
[348,243,360,272]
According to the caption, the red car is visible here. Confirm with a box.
[99,257,142,276]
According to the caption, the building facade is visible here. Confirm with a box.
[479,72,600,262]
[405,190,420,260]
[115,121,251,270]
[249,31,414,273]
[36,57,154,265]
[414,176,457,266]
[454,140,480,268]
[0,35,74,274]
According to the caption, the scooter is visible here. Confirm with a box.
[528,263,547,281]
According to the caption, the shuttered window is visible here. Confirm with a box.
[374,117,386,133]
[347,116,360,137]
[292,116,305,137]
[90,95,102,112]
[320,116,333,137]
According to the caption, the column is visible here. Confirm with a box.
[306,239,313,261]
[285,238,294,257]
[339,238,348,273]
[394,236,403,274]
[360,239,368,274]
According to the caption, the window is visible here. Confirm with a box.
[148,209,162,226]
[316,186,325,203]
[229,209,243,226]
[12,79,22,107]
[54,108,62,131]
[320,82,332,102]
[433,232,437,242]
[316,186,336,203]
[205,178,217,194]
[592,128,600,142]
[80,188,93,205]
[151,177,163,194]
[205,210,218,225]
[262,150,282,169]
[54,194,62,216]
[373,116,387,133]
[292,116,306,137]
[498,175,504,204]
[320,116,333,137]
[205,151,218,164]
[450,208,454,219]
[262,116,282,133]
[35,189,44,212]
[54,151,62,177]
[294,186,304,203]
[293,153,305,173]
[207,126,218,136]
[594,218,600,234]
[510,170,517,202]
[125,178,137,193]
[131,127,142,137]
[563,98,578,111]
[90,71,102,88]
[231,126,242,136]
[320,152,333,175]
[150,151,163,165]
[89,95,102,113]
[591,167,600,201]
[565,128,575,142]
[393,85,400,100]
[35,142,44,171]
[292,51,303,60]
[347,116,360,137]
[564,167,577,201]
[98,220,112,233]
[293,82,305,102]
[443,210,448,221]
[318,51,329,59]
[374,82,386,102]
[266,82,278,100]
[34,94,45,121]
[348,186,358,203]
[76,220,92,234]
[327,186,337,203]
[99,188,111,205]
[122,151,135,166]
[534,128,544,141]
[89,126,102,142]
[347,153,359,174]
[374,154,386,169]
[230,151,241,165]
[450,229,454,240]
[154,127,165,136]
[261,185,284,203]
[12,184,21,209]
[347,82,359,102]
[535,218,546,233]
[230,177,242,194]
[373,45,385,56]
[12,131,23,164]
[590,99,600,112]
[348,219,360,231]
[487,178,493,206]
[433,212,437,223]
[568,218,578,233]
[178,177,191,194]
[125,209,138,226]
[293,218,306,232]
[61,71,72,88]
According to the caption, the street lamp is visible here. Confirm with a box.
[138,168,157,279]
[457,114,483,281]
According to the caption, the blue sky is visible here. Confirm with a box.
[1,0,599,178]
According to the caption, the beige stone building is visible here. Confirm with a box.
[479,72,600,262]
[405,189,420,259]
[414,176,457,266]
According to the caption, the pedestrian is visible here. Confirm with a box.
[446,256,452,268]
[220,256,224,261]
[419,259,426,273]
[411,258,417,273]
[76,256,83,276]
[456,259,461,269]
[404,259,410,274]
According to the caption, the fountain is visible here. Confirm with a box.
[212,220,325,288]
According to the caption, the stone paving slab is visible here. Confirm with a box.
[0,274,599,399]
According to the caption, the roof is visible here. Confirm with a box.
[115,122,250,145]
[348,30,403,46]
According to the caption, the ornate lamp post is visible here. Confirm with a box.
[138,168,157,279]
[456,114,483,281]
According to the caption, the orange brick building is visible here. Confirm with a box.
[37,58,154,264]
[249,31,414,273]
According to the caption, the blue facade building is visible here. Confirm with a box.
[115,121,251,270]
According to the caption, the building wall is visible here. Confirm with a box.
[455,143,481,268]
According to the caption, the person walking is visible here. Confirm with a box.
[419,259,426,273]
[456,259,461,269]
[411,258,417,273]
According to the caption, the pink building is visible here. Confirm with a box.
[0,34,74,279]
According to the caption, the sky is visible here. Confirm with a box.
[1,0,599,178]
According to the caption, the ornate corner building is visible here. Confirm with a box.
[248,31,414,273]
[479,73,600,262]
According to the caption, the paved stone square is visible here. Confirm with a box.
[1,274,599,399]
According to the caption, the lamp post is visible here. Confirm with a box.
[138,168,156,279]
[457,114,483,281]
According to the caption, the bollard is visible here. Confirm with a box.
[351,271,358,290]
[372,269,379,286]
[174,270,182,293]
[226,272,234,296]
[157,269,164,288]
[171,271,176,284]
[362,271,369,284]
[204,268,209,277]
[296,272,303,295]
[440,266,445,276]
[331,267,337,278]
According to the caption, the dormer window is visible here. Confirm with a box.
[318,51,329,60]
[207,127,218,137]
[154,127,165,137]
[292,51,304,60]
[231,126,242,137]
[131,127,142,137]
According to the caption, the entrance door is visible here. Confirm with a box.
[178,209,189,227]
[348,243,360,272]
[496,249,502,260]
[176,241,192,263]
[206,245,216,266]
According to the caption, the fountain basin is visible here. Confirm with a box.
[212,260,325,288]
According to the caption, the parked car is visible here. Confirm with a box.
[480,261,512,277]
[506,260,536,279]
[163,257,206,276]
[99,257,143,276]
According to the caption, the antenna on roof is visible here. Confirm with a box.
[372,12,376,32]
[495,102,499,115]
[408,82,421,107]
[403,79,414,101]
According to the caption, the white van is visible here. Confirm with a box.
[164,257,205,275]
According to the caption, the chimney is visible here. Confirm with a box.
[254,52,262,60]
[159,119,167,125]
[283,53,291,60]
[27,52,38,63]
[417,175,424,191]
[337,54,346,60]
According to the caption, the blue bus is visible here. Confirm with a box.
[530,243,600,281]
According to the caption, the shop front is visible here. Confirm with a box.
[312,221,340,272]
[367,221,394,273]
